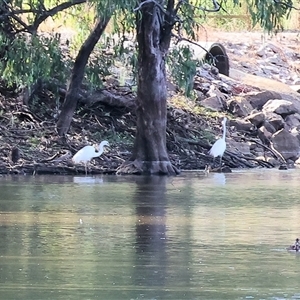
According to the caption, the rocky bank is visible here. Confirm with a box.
[196,31,300,169]
[0,31,300,175]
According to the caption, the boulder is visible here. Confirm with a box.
[227,96,253,117]
[243,91,282,110]
[271,129,300,160]
[200,95,226,112]
[245,111,265,128]
[229,119,255,133]
[262,99,298,117]
[227,140,252,155]
[229,69,300,112]
[295,157,300,165]
[289,85,300,92]
[290,127,300,143]
[264,120,277,134]
[285,114,300,130]
[257,124,274,145]
[263,112,285,131]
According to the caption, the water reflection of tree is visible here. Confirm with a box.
[133,176,167,296]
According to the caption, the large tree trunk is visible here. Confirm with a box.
[117,1,179,175]
[56,16,110,136]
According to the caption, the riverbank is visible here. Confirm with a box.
[1,31,299,175]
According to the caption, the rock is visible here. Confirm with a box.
[295,157,300,165]
[227,96,253,117]
[249,142,257,151]
[264,120,277,134]
[285,114,300,129]
[262,65,280,74]
[200,95,226,112]
[278,164,288,170]
[290,127,300,144]
[257,125,274,145]
[255,155,266,162]
[256,155,279,166]
[229,119,255,133]
[267,55,286,67]
[241,61,251,68]
[194,81,211,95]
[256,48,266,57]
[271,128,300,160]
[262,99,298,117]
[267,156,279,165]
[255,155,279,166]
[290,85,300,92]
[227,140,251,155]
[229,69,300,111]
[263,112,285,131]
[243,91,282,110]
[245,111,265,128]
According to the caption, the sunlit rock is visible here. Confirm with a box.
[262,99,298,117]
[243,91,281,110]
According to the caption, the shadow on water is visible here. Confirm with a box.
[133,176,167,296]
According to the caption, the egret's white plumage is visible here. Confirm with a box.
[72,140,109,174]
[209,117,227,167]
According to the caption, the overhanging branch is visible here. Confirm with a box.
[274,0,299,10]
[0,0,87,34]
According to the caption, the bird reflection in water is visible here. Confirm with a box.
[212,173,226,185]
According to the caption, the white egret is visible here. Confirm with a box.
[209,117,227,168]
[72,140,109,175]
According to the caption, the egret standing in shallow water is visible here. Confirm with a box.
[72,140,109,175]
[209,117,227,168]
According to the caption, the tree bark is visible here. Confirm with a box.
[117,1,179,175]
[56,16,111,136]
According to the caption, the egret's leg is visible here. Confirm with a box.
[84,163,87,175]
[219,156,222,168]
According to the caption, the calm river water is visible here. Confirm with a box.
[0,169,300,300]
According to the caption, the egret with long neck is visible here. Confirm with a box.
[72,140,109,175]
[209,117,227,168]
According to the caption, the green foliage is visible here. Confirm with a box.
[114,38,138,85]
[167,45,201,96]
[244,0,293,32]
[0,33,70,89]
[85,51,114,89]
[0,0,295,96]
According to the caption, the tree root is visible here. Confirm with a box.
[116,159,180,175]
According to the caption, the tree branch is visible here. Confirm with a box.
[273,0,299,10]
[193,0,227,13]
[1,0,87,34]
[134,0,167,14]
[32,0,87,33]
